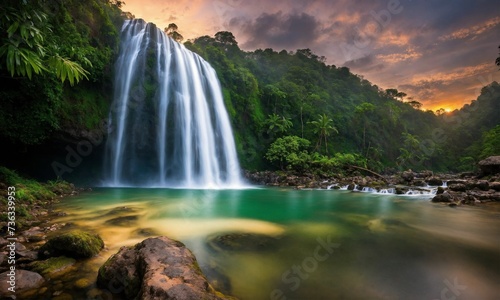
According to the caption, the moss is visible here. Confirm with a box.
[29,256,76,275]
[39,230,104,259]
[0,167,57,203]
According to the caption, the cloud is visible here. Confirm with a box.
[439,16,500,41]
[344,55,385,73]
[377,47,422,63]
[236,11,322,49]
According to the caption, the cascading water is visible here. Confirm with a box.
[104,19,243,188]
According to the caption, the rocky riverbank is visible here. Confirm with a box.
[244,156,500,206]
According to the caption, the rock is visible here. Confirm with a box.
[38,230,104,259]
[467,180,489,191]
[427,176,443,186]
[437,186,445,194]
[0,270,45,296]
[416,170,433,178]
[490,182,500,191]
[449,183,467,192]
[97,236,234,300]
[413,180,426,187]
[131,228,160,237]
[207,233,281,252]
[29,256,76,276]
[104,215,138,226]
[401,170,415,182]
[432,192,453,203]
[478,156,500,175]
[17,250,38,261]
[74,278,92,289]
[22,227,46,242]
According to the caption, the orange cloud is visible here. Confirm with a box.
[439,16,500,41]
[410,63,491,84]
[377,47,421,63]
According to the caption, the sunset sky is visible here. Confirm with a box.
[122,0,500,111]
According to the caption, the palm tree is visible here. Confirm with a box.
[265,113,293,138]
[308,114,338,155]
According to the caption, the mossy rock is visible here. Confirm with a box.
[29,256,76,276]
[39,230,104,259]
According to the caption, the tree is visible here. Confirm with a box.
[435,108,446,116]
[385,88,399,98]
[165,23,184,42]
[308,114,338,155]
[354,102,376,154]
[265,113,292,137]
[214,31,238,46]
[0,0,90,85]
[407,100,423,110]
[480,125,500,158]
[397,132,428,168]
[396,91,407,101]
[265,136,310,171]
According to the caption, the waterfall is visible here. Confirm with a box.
[104,19,244,188]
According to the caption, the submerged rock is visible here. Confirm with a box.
[207,232,282,252]
[104,215,139,226]
[29,256,76,276]
[38,230,104,259]
[131,227,160,237]
[97,236,235,300]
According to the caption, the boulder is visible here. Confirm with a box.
[432,192,453,203]
[38,230,104,259]
[449,183,467,192]
[490,182,500,191]
[427,176,443,186]
[97,236,235,300]
[401,170,414,182]
[478,156,500,175]
[467,180,489,191]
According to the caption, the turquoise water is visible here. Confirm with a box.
[51,188,500,300]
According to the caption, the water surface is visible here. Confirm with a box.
[52,188,500,300]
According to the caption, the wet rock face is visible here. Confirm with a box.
[97,236,235,300]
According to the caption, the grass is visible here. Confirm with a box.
[0,166,74,227]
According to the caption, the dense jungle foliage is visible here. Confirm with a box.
[0,1,498,181]
[185,33,500,173]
